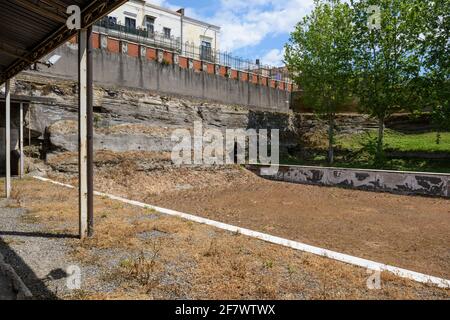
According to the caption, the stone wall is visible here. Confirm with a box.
[13,74,300,158]
[298,113,378,136]
[7,73,385,161]
[248,164,450,198]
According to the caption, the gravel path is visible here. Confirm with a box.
[0,198,77,299]
[2,178,449,299]
[0,272,14,300]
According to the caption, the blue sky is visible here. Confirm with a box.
[151,0,315,66]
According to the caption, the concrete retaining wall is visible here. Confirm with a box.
[35,45,290,112]
[248,164,450,198]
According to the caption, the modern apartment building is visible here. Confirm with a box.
[105,0,221,53]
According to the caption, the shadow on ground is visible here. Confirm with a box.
[0,231,77,239]
[0,237,59,299]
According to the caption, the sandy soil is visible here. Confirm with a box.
[48,152,450,280]
[1,178,449,299]
[146,177,450,280]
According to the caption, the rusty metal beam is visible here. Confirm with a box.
[13,0,68,23]
[0,43,33,64]
[40,0,69,12]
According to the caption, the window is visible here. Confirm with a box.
[125,17,136,30]
[163,27,171,39]
[100,16,116,28]
[107,16,117,25]
[201,40,212,49]
[145,16,155,35]
[200,40,213,62]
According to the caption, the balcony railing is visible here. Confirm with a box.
[182,43,292,82]
[94,18,292,83]
[95,18,181,52]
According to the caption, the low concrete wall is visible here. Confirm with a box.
[248,164,450,198]
[35,45,290,112]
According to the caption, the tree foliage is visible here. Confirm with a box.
[285,0,354,164]
[351,0,424,163]
[418,0,450,144]
[286,0,449,166]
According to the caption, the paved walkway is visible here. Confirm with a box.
[0,198,73,299]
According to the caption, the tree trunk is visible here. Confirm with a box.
[436,131,441,145]
[376,117,385,162]
[328,113,334,165]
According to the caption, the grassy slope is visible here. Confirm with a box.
[282,154,450,173]
[283,130,450,173]
[337,130,450,153]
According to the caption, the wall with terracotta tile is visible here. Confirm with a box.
[107,38,120,53]
[163,51,173,64]
[92,33,100,49]
[179,56,188,69]
[127,43,139,57]
[74,32,293,92]
[193,60,202,72]
[147,48,157,60]
[205,63,213,74]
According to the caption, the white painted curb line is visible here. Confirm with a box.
[33,176,450,289]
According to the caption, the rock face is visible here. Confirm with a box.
[14,74,301,157]
[47,121,177,153]
[12,73,383,160]
[298,113,378,136]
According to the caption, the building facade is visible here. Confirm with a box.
[106,0,221,53]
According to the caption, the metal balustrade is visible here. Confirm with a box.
[94,18,292,84]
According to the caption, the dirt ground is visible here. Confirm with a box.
[44,151,450,280]
[0,178,449,299]
[147,177,450,280]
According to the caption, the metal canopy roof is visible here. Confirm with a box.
[0,0,128,84]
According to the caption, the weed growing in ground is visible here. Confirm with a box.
[203,239,219,257]
[263,260,274,270]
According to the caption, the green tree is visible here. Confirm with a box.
[432,104,450,144]
[419,0,450,144]
[351,0,424,164]
[285,0,354,164]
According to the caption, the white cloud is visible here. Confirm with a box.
[261,48,285,67]
[210,0,314,51]
[148,0,202,19]
[151,0,314,64]
[148,0,168,6]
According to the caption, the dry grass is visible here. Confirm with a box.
[3,178,449,300]
[303,128,329,149]
[47,151,256,199]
